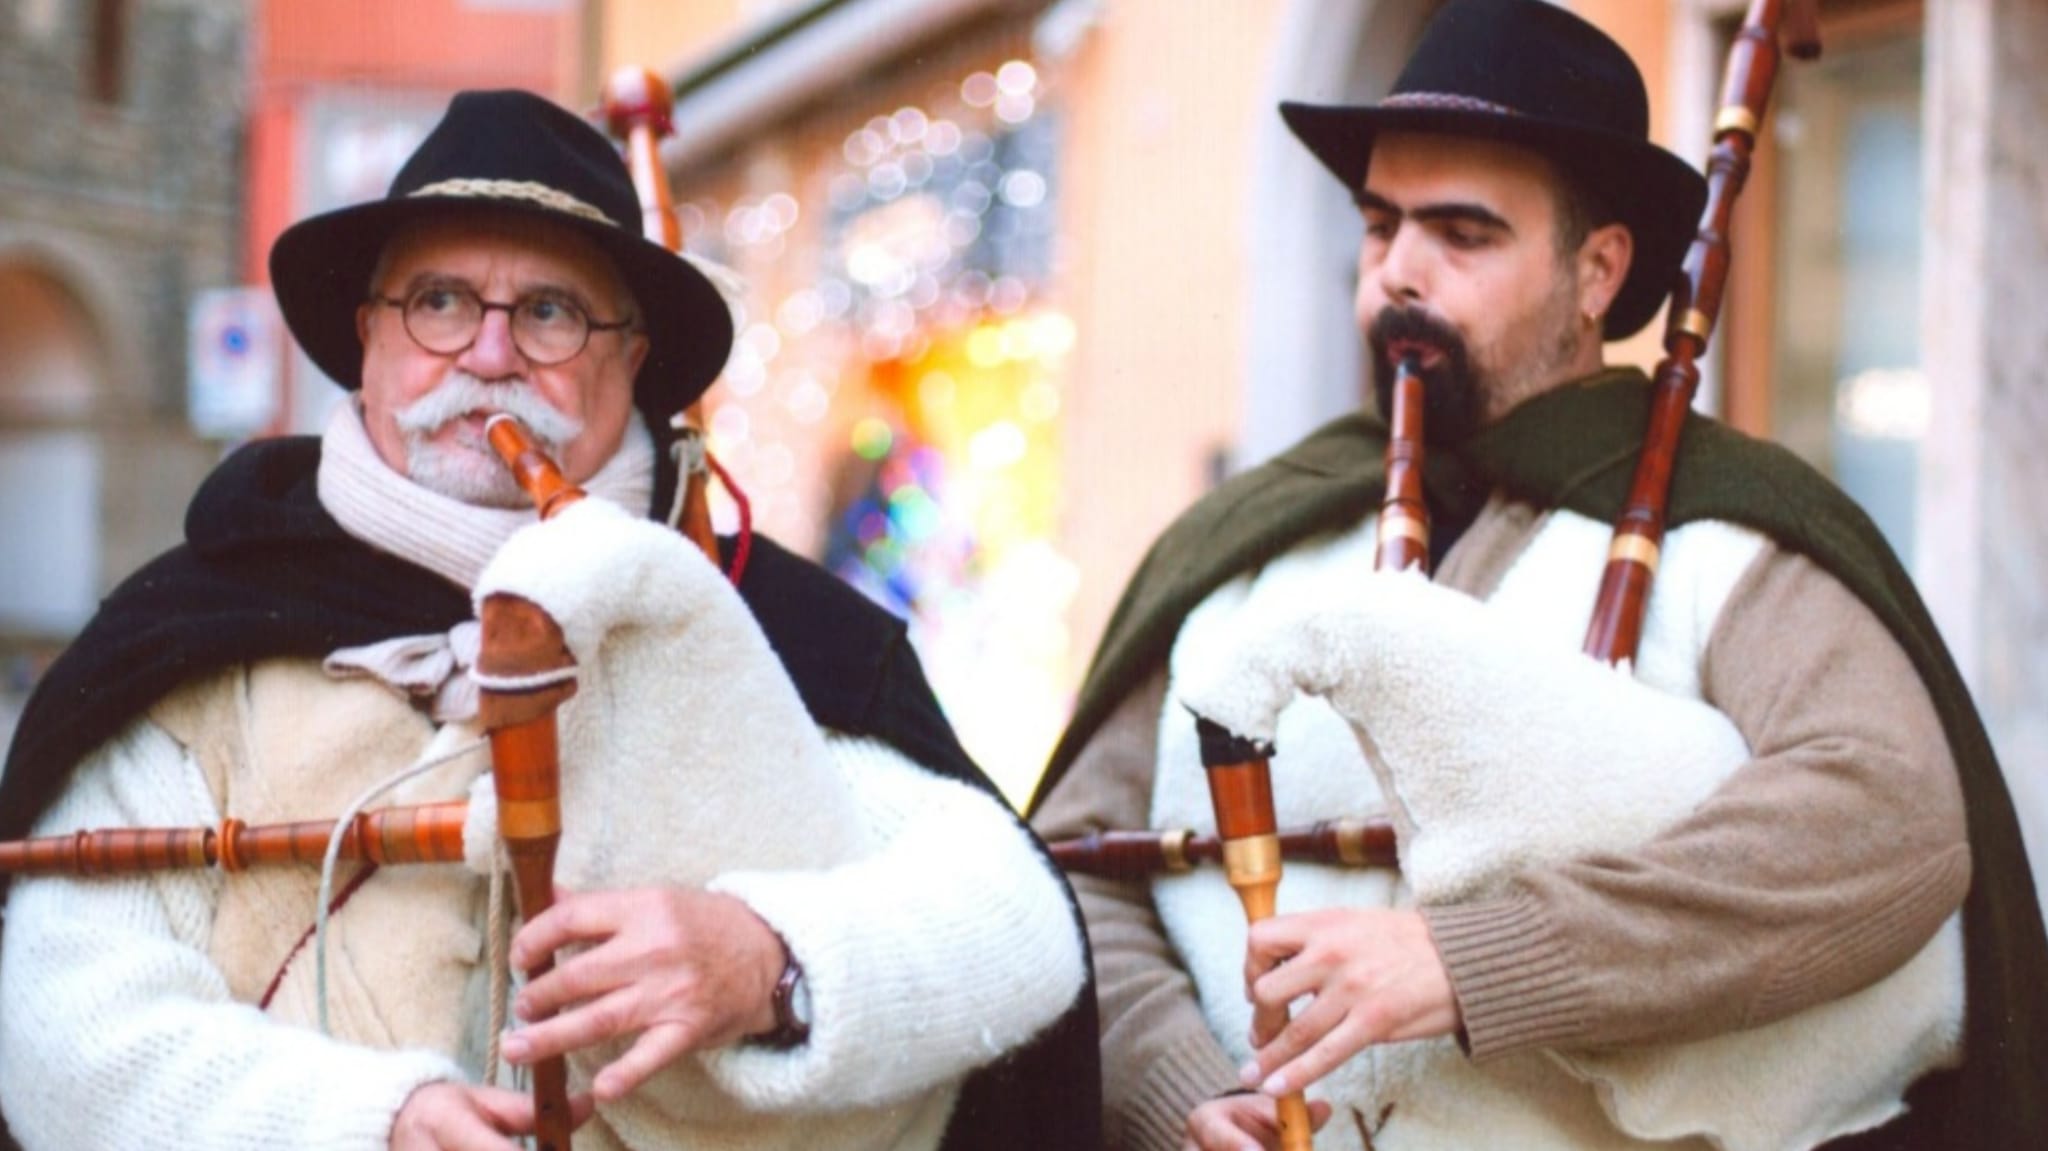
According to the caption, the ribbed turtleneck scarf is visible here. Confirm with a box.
[316,401,655,590]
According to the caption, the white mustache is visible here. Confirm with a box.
[393,373,585,449]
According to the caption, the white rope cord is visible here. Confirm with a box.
[665,425,709,530]
[408,179,610,225]
[483,839,511,1087]
[312,736,488,1037]
[468,665,580,693]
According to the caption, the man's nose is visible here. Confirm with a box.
[1375,225,1429,307]
[459,307,524,378]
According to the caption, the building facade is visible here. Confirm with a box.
[0,0,248,737]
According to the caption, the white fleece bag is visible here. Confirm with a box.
[1174,543,1962,1151]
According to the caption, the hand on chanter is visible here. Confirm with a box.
[1237,907,1460,1098]
[390,1082,593,1151]
[501,886,787,1101]
[1182,1093,1333,1151]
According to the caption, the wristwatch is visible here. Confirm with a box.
[753,938,811,1050]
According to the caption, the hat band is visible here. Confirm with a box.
[408,179,612,225]
[1379,91,1520,116]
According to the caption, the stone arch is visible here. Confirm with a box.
[0,232,145,417]
[0,259,109,423]
[1237,0,1444,468]
[0,248,120,640]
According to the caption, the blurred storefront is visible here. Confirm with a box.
[0,0,247,741]
[651,7,1091,799]
[604,0,2047,874]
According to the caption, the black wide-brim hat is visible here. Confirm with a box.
[1281,0,1707,340]
[270,89,734,424]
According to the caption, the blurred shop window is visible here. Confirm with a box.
[674,44,1079,799]
[1721,1,1925,561]
[0,264,105,639]
[1777,32,1923,556]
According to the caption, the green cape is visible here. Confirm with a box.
[1033,368,2045,1148]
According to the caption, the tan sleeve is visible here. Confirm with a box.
[1425,540,1970,1060]
[1032,668,1239,1151]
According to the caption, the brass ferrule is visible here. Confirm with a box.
[1334,819,1372,867]
[1222,833,1283,886]
[1715,106,1760,138]
[497,797,563,839]
[1607,532,1662,571]
[1378,513,1429,545]
[1160,828,1195,873]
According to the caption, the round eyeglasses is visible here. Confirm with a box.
[371,284,635,366]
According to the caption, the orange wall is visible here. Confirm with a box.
[1055,0,1290,685]
[245,0,582,288]
[1570,0,1679,371]
[259,0,574,92]
[595,0,747,83]
[1571,0,1675,143]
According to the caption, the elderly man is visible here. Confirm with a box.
[0,90,1096,1151]
[1031,2,2046,1149]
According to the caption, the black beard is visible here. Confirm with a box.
[1367,307,1482,446]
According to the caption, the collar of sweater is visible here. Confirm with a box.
[316,400,655,590]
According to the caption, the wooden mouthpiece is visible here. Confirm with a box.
[1376,355,1430,574]
[484,415,584,520]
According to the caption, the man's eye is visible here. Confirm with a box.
[415,288,465,314]
[1443,226,1490,250]
[524,297,576,325]
[1362,215,1396,241]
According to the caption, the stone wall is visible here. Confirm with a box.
[0,0,249,747]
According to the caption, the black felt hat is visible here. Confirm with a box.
[1281,0,1706,339]
[270,89,734,423]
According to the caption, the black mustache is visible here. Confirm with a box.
[1367,308,1465,364]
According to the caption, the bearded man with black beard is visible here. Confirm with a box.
[1031,1,2045,1149]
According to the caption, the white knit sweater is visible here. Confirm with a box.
[0,411,1084,1150]
[0,710,1082,1151]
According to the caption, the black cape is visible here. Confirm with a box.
[1,436,1100,1151]
[1035,369,2045,1151]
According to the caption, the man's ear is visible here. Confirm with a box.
[1578,222,1633,321]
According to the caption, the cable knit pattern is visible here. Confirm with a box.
[703,738,1086,1113]
[0,720,466,1151]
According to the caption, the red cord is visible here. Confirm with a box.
[706,451,752,584]
[257,862,381,1011]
